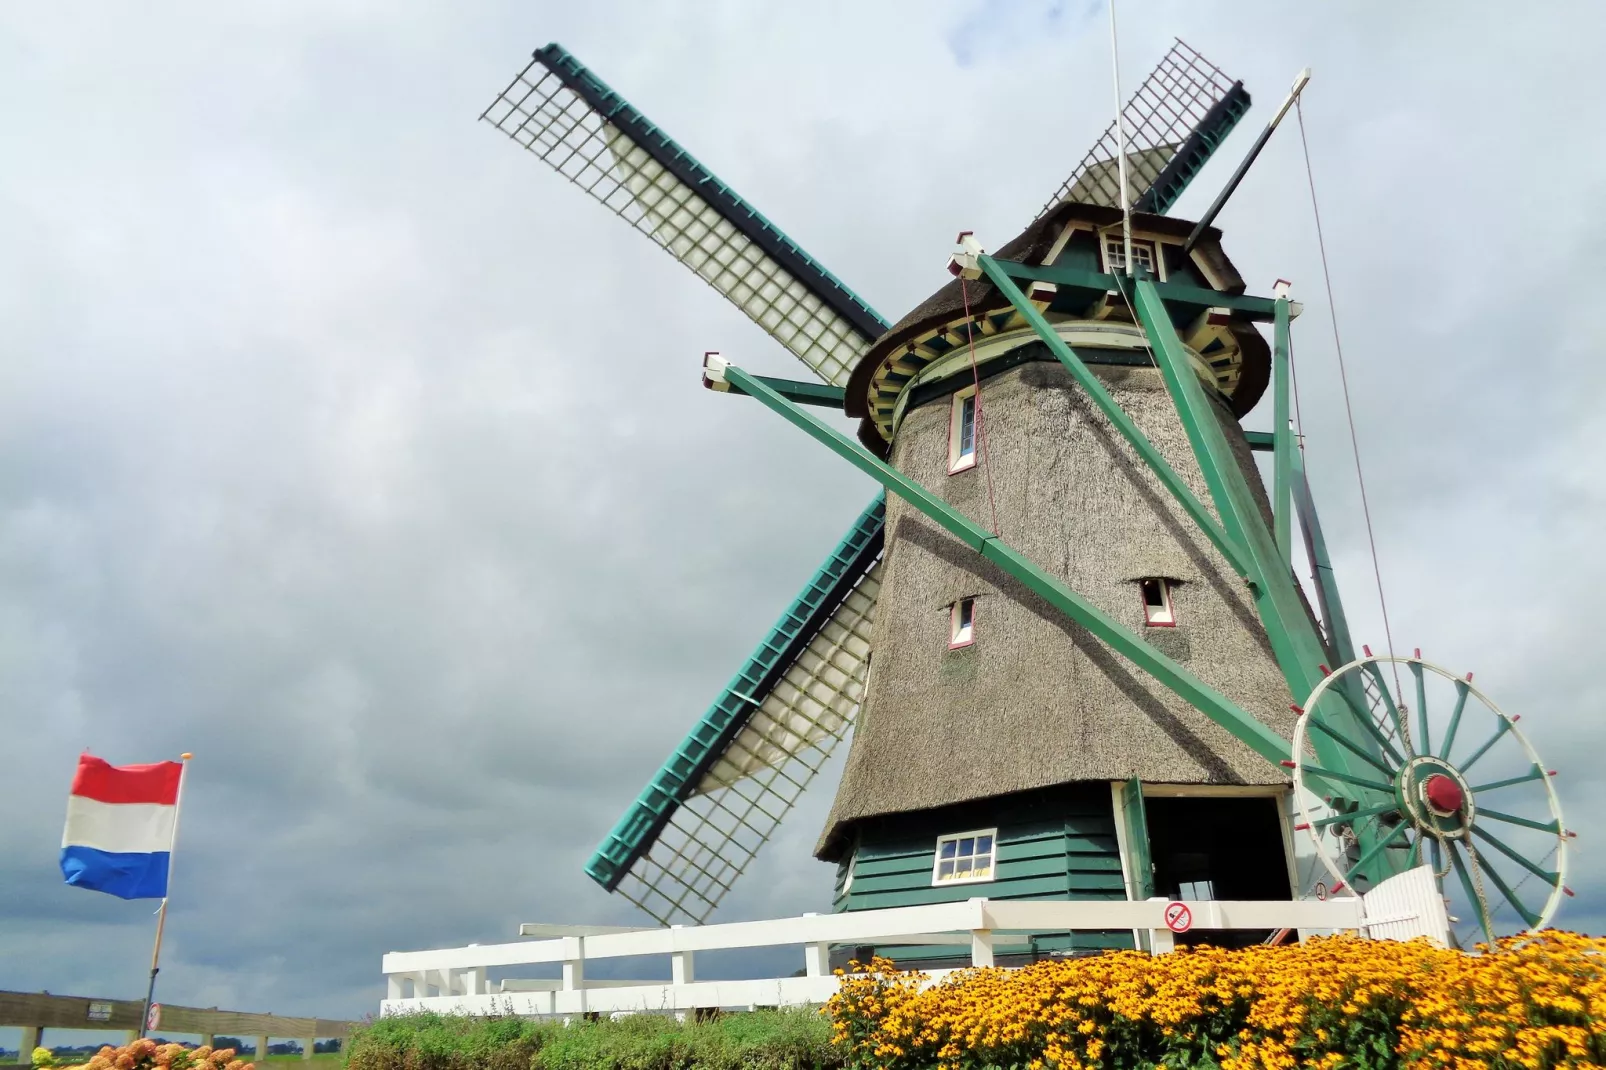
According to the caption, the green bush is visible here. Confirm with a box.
[345,1008,842,1070]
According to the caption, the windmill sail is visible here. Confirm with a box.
[1039,38,1251,217]
[584,495,885,925]
[482,45,887,386]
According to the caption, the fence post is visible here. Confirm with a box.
[255,1037,269,1063]
[800,913,831,978]
[969,930,995,968]
[201,1035,214,1050]
[1146,897,1176,954]
[561,936,586,1015]
[18,1027,39,1060]
[301,1038,314,1061]
[670,925,695,986]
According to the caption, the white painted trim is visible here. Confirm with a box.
[947,386,978,474]
[931,828,998,886]
[1109,781,1146,950]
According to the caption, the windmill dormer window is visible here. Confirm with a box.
[948,386,978,474]
[949,597,976,648]
[1140,578,1177,627]
[1101,235,1163,279]
[932,828,996,885]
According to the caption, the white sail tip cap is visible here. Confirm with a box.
[947,230,985,280]
[702,350,731,391]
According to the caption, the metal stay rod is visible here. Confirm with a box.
[711,358,1293,768]
[1184,68,1311,253]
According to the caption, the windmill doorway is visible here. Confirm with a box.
[1144,792,1292,948]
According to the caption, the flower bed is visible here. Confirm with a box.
[77,1042,250,1070]
[824,933,1606,1069]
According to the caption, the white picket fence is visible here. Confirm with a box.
[381,869,1448,1019]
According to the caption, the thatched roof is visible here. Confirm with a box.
[817,360,1300,861]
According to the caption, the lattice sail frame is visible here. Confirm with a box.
[1039,38,1250,217]
[614,562,881,925]
[481,45,885,386]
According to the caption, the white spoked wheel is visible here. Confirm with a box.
[1290,653,1570,949]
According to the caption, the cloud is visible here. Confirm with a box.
[1,0,1603,1041]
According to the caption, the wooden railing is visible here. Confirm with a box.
[381,894,1401,1019]
[0,990,354,1062]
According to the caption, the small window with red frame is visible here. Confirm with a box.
[1141,578,1176,627]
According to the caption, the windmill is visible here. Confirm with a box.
[480,37,1569,954]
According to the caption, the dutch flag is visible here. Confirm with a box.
[61,754,184,900]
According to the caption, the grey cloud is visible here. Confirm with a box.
[2,0,1603,1041]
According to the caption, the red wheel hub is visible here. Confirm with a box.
[1425,774,1464,814]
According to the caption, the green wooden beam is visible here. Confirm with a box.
[977,255,1251,579]
[1245,431,1275,452]
[1272,298,1294,565]
[718,375,845,409]
[720,362,1294,768]
[992,259,1279,321]
[1127,275,1407,880]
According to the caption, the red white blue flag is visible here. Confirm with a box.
[60,754,183,900]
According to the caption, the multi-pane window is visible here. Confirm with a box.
[949,387,978,473]
[1102,235,1159,277]
[1141,578,1176,626]
[950,597,976,648]
[932,829,997,885]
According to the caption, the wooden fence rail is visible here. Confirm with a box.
[1,990,355,1063]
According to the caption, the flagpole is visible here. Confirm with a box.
[139,752,191,1040]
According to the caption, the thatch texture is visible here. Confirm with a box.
[817,359,1297,860]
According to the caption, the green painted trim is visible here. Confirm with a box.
[1120,777,1155,901]
[723,375,845,409]
[583,492,885,891]
[977,255,1251,579]
[723,362,1295,768]
[1272,298,1293,565]
[993,260,1279,321]
[1135,82,1254,215]
[1245,431,1276,452]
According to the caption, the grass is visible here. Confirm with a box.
[347,1008,843,1070]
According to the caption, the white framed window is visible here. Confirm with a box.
[1140,578,1176,627]
[949,597,976,648]
[1179,879,1215,900]
[932,828,997,885]
[948,386,978,474]
[1101,234,1162,279]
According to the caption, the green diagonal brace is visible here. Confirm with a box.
[1127,275,1405,879]
[977,256,1251,579]
[721,362,1293,768]
[1273,298,1293,565]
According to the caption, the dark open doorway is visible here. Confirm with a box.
[1145,793,1292,948]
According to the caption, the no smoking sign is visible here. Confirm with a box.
[1164,902,1193,933]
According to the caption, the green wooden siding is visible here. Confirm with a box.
[835,783,1132,961]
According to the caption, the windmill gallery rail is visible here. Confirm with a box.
[424,27,1575,1000]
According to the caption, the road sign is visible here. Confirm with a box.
[1314,881,1328,901]
[1164,901,1193,933]
[147,1003,161,1031]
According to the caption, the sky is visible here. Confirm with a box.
[3,0,1605,1042]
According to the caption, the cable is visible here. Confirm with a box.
[1295,97,1405,702]
[959,278,1001,535]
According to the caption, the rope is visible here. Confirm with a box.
[959,277,1001,535]
[1295,98,1406,705]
